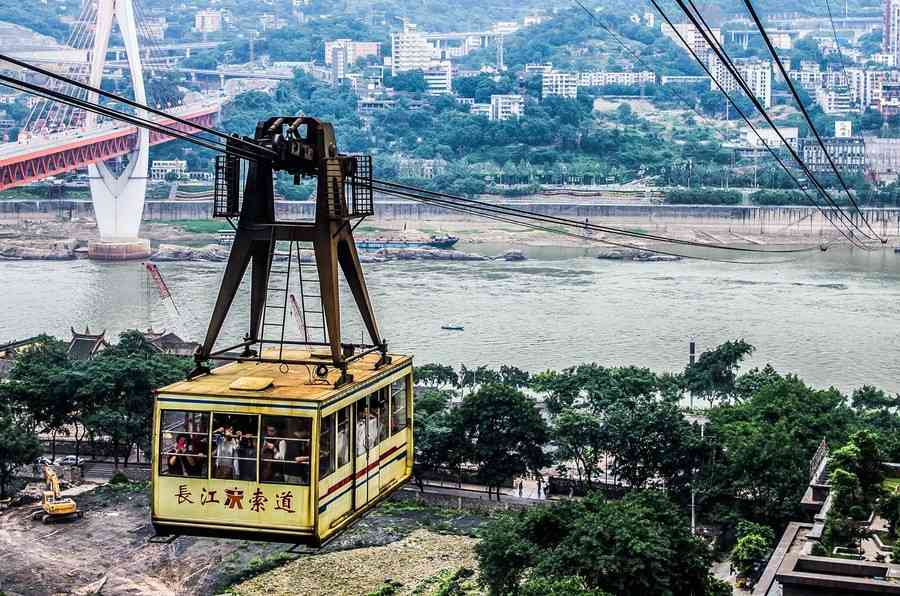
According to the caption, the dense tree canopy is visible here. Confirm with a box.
[476,491,720,595]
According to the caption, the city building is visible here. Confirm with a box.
[799,136,865,173]
[871,52,897,67]
[150,159,188,180]
[470,103,491,117]
[491,21,520,35]
[789,61,824,92]
[815,86,856,114]
[357,96,397,114]
[330,45,348,82]
[578,70,656,87]
[489,94,524,121]
[879,80,900,115]
[542,71,578,99]
[660,75,709,85]
[755,447,900,595]
[524,63,554,78]
[391,22,432,75]
[660,22,723,60]
[423,61,452,94]
[193,9,222,34]
[865,137,900,184]
[398,157,448,179]
[885,0,900,63]
[323,39,381,66]
[744,125,799,150]
[834,120,853,138]
[707,56,772,108]
[143,16,167,41]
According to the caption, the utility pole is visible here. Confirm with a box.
[688,336,696,410]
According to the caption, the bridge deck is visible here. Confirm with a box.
[0,102,220,191]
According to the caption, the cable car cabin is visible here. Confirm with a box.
[151,350,413,546]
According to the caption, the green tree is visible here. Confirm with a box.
[0,336,73,460]
[413,363,459,387]
[701,373,852,527]
[475,491,716,595]
[458,384,549,499]
[731,533,771,579]
[878,492,900,538]
[519,577,610,596]
[551,408,606,490]
[684,340,755,405]
[77,331,191,467]
[386,70,427,93]
[0,403,41,497]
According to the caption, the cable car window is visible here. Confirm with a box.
[319,413,335,478]
[336,407,350,468]
[260,416,311,485]
[391,378,408,435]
[159,410,209,478]
[355,399,368,456]
[376,388,389,443]
[211,413,258,482]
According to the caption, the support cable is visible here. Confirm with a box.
[740,0,883,241]
[653,0,874,246]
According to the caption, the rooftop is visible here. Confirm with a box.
[158,349,412,403]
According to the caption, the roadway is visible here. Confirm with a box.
[0,101,221,190]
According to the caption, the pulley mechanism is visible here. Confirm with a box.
[190,116,387,387]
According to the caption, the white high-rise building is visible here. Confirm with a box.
[707,56,772,109]
[542,71,578,99]
[884,0,900,63]
[390,22,431,75]
[489,94,524,121]
[423,61,452,94]
[661,22,723,60]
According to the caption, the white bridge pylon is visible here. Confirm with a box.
[86,0,148,241]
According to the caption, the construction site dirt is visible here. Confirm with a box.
[0,481,485,595]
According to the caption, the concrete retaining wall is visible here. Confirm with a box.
[3,199,900,236]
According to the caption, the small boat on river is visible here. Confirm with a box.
[356,234,459,250]
[441,324,465,331]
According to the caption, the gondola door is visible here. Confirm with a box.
[365,389,387,501]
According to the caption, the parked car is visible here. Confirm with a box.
[33,456,52,467]
[57,455,85,466]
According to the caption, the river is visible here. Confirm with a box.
[2,242,900,394]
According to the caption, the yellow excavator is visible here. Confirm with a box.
[31,465,83,524]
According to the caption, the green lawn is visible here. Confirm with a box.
[157,219,224,234]
[883,477,900,493]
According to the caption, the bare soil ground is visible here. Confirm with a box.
[0,482,485,596]
[233,529,481,596]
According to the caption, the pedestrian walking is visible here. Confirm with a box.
[517,480,523,497]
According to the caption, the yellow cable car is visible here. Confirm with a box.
[151,350,413,545]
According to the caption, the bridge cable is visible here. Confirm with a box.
[0,54,274,158]
[0,75,263,162]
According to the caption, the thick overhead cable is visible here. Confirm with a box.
[373,184,802,264]
[738,0,882,241]
[0,53,273,158]
[373,179,821,254]
[574,0,870,247]
[570,0,731,144]
[652,0,874,247]
[0,74,262,162]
